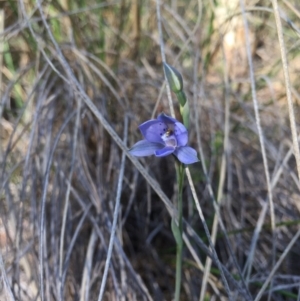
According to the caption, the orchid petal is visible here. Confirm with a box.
[174,146,199,164]
[174,122,188,146]
[155,146,175,157]
[157,113,178,124]
[139,119,167,143]
[129,140,163,157]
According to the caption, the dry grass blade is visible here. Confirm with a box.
[271,0,300,182]
[239,0,276,292]
[185,168,233,300]
[254,227,300,301]
[58,97,81,299]
[1,0,300,300]
[97,116,128,301]
[199,2,232,298]
[156,0,175,118]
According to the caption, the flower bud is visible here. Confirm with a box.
[163,62,183,93]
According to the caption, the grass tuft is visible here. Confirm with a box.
[1,0,300,300]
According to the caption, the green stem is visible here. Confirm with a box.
[174,162,184,301]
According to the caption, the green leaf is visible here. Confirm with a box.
[171,218,182,246]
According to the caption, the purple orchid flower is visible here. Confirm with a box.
[129,113,199,164]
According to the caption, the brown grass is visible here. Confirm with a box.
[1,0,300,300]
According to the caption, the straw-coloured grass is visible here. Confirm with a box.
[1,0,300,300]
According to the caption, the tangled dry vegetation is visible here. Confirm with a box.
[1,0,300,300]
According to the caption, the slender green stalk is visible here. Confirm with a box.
[163,62,190,299]
[174,161,184,301]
